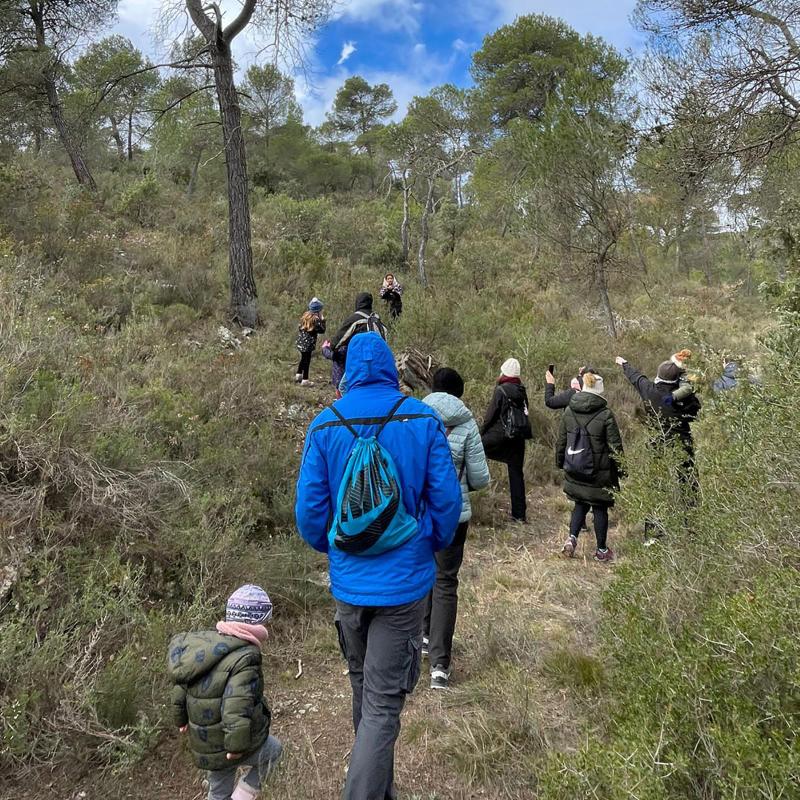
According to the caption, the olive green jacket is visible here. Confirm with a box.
[167,630,271,771]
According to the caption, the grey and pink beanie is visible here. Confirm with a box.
[225,584,273,625]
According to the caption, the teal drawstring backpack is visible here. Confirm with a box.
[328,397,418,556]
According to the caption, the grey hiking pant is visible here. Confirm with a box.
[335,597,425,800]
[207,735,282,800]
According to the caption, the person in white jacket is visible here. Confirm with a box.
[422,368,490,689]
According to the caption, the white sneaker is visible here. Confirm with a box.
[294,373,302,383]
[301,379,315,387]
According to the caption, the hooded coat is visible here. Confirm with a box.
[167,630,271,771]
[295,334,462,607]
[556,391,624,506]
[422,392,490,523]
[330,293,387,365]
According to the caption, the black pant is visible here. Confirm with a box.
[422,521,468,670]
[334,598,424,800]
[297,350,312,380]
[570,501,609,550]
[508,461,526,521]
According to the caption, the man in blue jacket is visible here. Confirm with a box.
[295,333,462,800]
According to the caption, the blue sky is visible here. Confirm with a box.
[115,0,642,125]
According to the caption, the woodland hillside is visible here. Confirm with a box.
[1,2,799,798]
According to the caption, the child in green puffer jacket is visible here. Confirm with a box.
[167,584,282,800]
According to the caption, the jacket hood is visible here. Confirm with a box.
[354,292,373,312]
[345,332,399,391]
[569,391,608,414]
[167,630,249,684]
[423,392,473,427]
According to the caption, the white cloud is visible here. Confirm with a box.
[465,0,641,52]
[296,42,456,128]
[333,0,425,34]
[337,41,358,65]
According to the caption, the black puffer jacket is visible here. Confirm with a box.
[622,362,701,446]
[556,392,623,505]
[480,381,531,465]
[330,293,387,364]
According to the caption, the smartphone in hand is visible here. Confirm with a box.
[548,364,555,375]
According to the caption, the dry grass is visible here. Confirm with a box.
[6,487,626,800]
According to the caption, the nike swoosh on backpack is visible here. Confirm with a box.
[567,447,585,455]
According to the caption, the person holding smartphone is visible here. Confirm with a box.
[545,364,597,410]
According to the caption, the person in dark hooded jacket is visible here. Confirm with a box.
[330,292,387,370]
[556,373,623,562]
[481,358,532,523]
[616,352,702,535]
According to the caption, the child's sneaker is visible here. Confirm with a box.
[594,548,615,563]
[561,535,577,558]
[430,665,451,690]
[301,379,315,387]
[421,635,429,659]
[294,373,302,383]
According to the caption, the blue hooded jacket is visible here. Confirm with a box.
[295,333,462,606]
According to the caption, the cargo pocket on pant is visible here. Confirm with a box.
[402,636,421,693]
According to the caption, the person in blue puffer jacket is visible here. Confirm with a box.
[295,332,461,800]
[421,368,490,691]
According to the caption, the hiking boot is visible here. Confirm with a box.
[421,635,429,659]
[430,665,451,690]
[594,548,615,563]
[301,379,315,387]
[561,535,577,558]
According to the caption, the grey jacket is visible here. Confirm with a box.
[423,392,490,523]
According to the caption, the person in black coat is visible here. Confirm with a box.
[330,292,387,370]
[544,365,597,410]
[556,373,623,562]
[481,358,532,523]
[616,352,702,529]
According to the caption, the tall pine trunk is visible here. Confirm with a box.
[417,177,435,287]
[109,117,125,161]
[400,171,411,264]
[596,259,617,339]
[210,42,258,327]
[32,8,95,190]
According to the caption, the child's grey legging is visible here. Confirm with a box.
[207,735,282,800]
[570,501,609,550]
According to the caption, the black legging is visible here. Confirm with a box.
[570,501,609,550]
[298,350,312,380]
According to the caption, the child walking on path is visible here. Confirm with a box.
[556,373,624,563]
[167,584,282,800]
[295,298,326,386]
